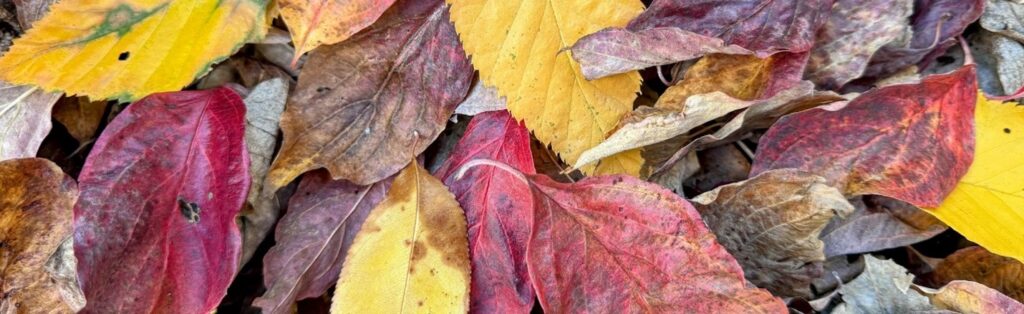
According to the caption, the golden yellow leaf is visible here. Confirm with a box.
[655,54,773,110]
[925,92,1024,262]
[331,162,470,313]
[279,0,397,62]
[0,0,271,102]
[447,0,644,175]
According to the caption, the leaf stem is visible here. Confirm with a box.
[454,158,530,187]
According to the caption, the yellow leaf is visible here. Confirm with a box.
[280,0,397,62]
[0,0,271,102]
[447,0,644,175]
[925,92,1024,262]
[655,54,773,110]
[332,162,470,313]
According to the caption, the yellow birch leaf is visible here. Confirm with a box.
[279,0,397,62]
[924,92,1024,262]
[446,0,644,175]
[0,0,271,102]
[331,162,470,313]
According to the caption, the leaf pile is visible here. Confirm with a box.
[1,0,1024,312]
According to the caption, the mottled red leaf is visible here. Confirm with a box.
[254,170,390,314]
[571,0,832,79]
[525,174,785,313]
[73,88,249,313]
[267,0,473,187]
[751,66,976,207]
[434,111,535,313]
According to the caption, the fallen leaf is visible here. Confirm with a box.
[692,169,854,297]
[11,0,57,29]
[453,81,505,117]
[933,246,1024,302]
[804,0,913,90]
[434,110,535,313]
[267,0,473,187]
[0,81,61,161]
[751,65,977,208]
[864,0,984,80]
[255,171,391,314]
[973,30,1024,97]
[0,158,84,313]
[279,0,397,61]
[51,96,107,144]
[655,53,806,111]
[332,162,470,312]
[834,255,932,313]
[916,280,1024,314]
[682,145,748,195]
[73,88,249,313]
[238,78,289,265]
[526,174,785,312]
[0,0,271,102]
[570,0,832,79]
[821,196,947,257]
[981,0,1024,43]
[922,93,1024,262]
[447,0,644,175]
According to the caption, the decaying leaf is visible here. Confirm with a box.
[453,81,505,117]
[434,111,535,313]
[933,246,1024,302]
[821,196,947,257]
[804,0,913,90]
[73,88,249,313]
[0,0,271,102]
[981,0,1024,43]
[447,0,644,175]
[279,0,397,61]
[255,171,391,314]
[526,174,785,313]
[864,0,984,80]
[656,53,807,111]
[692,169,854,297]
[834,255,932,313]
[752,65,977,208]
[973,30,1024,97]
[0,81,61,161]
[11,0,57,29]
[239,78,289,265]
[332,162,470,312]
[51,96,107,144]
[916,280,1024,314]
[268,0,473,187]
[923,93,1024,262]
[0,158,84,313]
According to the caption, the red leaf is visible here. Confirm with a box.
[434,111,536,313]
[254,171,390,314]
[751,66,977,207]
[526,174,785,313]
[73,88,249,313]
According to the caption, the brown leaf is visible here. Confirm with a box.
[655,53,807,111]
[11,0,57,29]
[915,280,1024,313]
[821,196,947,257]
[0,81,61,161]
[0,158,84,313]
[933,246,1024,302]
[51,96,106,144]
[239,78,289,266]
[692,169,854,297]
[267,0,473,187]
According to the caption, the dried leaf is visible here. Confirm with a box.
[279,0,397,59]
[821,196,947,257]
[434,111,535,313]
[331,162,470,312]
[973,30,1024,97]
[0,0,271,102]
[51,96,106,144]
[453,81,505,117]
[239,78,288,265]
[656,53,807,111]
[916,280,1024,314]
[527,174,785,312]
[74,88,249,313]
[864,0,984,80]
[255,171,390,314]
[981,0,1024,42]
[933,246,1024,301]
[834,255,932,313]
[570,27,752,80]
[447,0,644,175]
[0,81,60,161]
[0,158,84,313]
[268,0,473,187]
[11,0,57,29]
[804,0,913,90]
[752,66,977,208]
[692,169,854,297]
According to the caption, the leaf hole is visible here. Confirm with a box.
[118,51,130,61]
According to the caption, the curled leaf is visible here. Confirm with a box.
[0,81,60,161]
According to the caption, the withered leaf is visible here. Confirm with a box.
[864,0,984,80]
[821,196,947,257]
[239,78,289,265]
[51,97,107,144]
[834,255,933,313]
[916,280,1024,313]
[692,169,854,297]
[981,0,1024,43]
[933,246,1024,302]
[0,81,61,161]
[267,0,473,187]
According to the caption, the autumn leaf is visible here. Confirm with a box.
[332,162,470,313]
[0,81,61,160]
[73,88,249,313]
[453,81,506,117]
[933,246,1024,301]
[0,0,271,101]
[922,93,1024,263]
[434,111,536,313]
[524,174,785,312]
[834,255,933,313]
[863,0,983,80]
[655,53,808,111]
[279,0,397,61]
[0,158,84,313]
[255,171,391,314]
[267,0,473,187]
[915,281,1024,314]
[447,0,644,175]
[238,78,288,265]
[752,65,977,208]
[820,196,947,257]
[51,96,107,144]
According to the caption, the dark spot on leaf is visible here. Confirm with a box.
[177,197,200,223]
[1005,128,1012,134]
[118,51,130,61]
[316,86,331,93]
[418,301,424,307]
[411,241,427,261]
